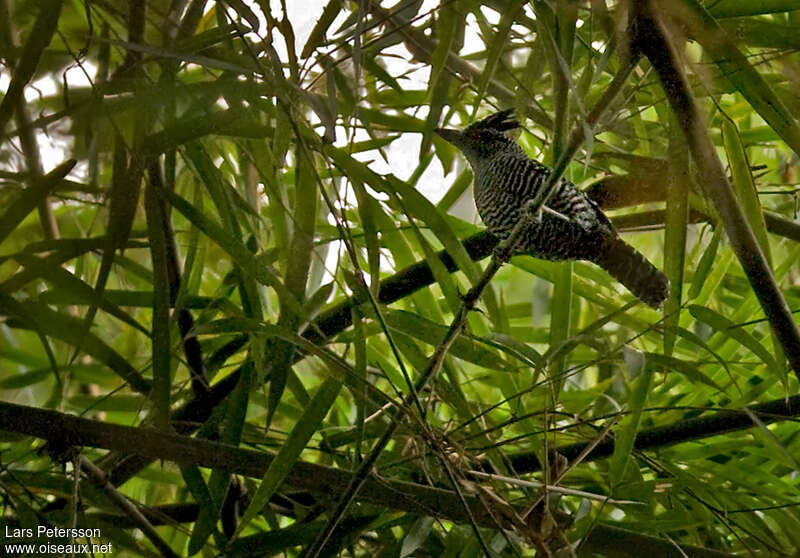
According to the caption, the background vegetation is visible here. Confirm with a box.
[2,0,800,556]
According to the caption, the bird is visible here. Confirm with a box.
[435,108,669,308]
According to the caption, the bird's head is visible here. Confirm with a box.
[435,109,521,165]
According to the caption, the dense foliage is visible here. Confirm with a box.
[2,0,800,556]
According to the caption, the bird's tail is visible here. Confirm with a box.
[592,236,670,308]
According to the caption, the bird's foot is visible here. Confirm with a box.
[492,242,514,262]
[523,200,543,225]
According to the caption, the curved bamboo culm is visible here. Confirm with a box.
[632,0,800,379]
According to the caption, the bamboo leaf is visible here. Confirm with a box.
[721,117,771,260]
[689,305,778,370]
[0,160,75,246]
[474,1,525,110]
[0,294,151,394]
[400,517,435,558]
[159,187,303,317]
[688,227,727,303]
[664,119,689,356]
[683,0,800,156]
[12,253,148,335]
[707,0,800,18]
[144,182,171,429]
[385,310,511,371]
[645,353,724,392]
[0,0,62,135]
[301,0,344,58]
[183,466,221,556]
[233,377,341,538]
[224,0,261,32]
[609,348,652,489]
[422,2,462,155]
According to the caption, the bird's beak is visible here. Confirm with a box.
[434,128,462,145]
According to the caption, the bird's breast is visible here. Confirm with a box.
[472,160,610,261]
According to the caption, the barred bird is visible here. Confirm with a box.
[435,109,669,308]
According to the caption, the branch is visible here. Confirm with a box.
[0,357,742,557]
[503,394,800,474]
[581,523,737,558]
[0,401,509,527]
[78,456,180,558]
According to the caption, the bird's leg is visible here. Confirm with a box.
[541,206,571,223]
[522,199,570,224]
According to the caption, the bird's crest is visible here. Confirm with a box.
[467,108,521,133]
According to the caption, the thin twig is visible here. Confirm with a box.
[301,172,555,557]
[79,456,180,558]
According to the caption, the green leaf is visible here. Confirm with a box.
[688,227,729,303]
[436,168,473,212]
[721,117,771,260]
[609,347,652,488]
[689,305,777,370]
[644,353,724,392]
[184,464,223,555]
[664,118,689,356]
[721,115,787,378]
[232,377,341,538]
[0,0,63,134]
[351,180,381,297]
[707,0,800,18]
[422,3,461,155]
[685,0,800,155]
[720,18,800,50]
[474,1,525,111]
[549,262,573,389]
[223,0,261,32]
[159,187,303,316]
[400,516,435,558]
[385,310,511,371]
[144,109,270,156]
[223,515,377,557]
[13,253,148,335]
[301,0,344,58]
[660,324,732,379]
[0,293,151,393]
[144,183,171,429]
[0,160,75,246]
